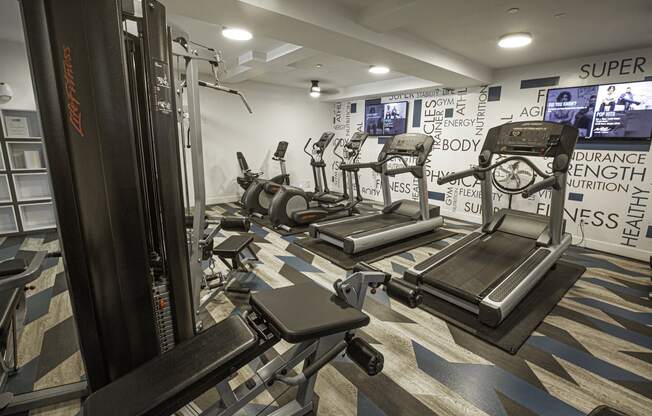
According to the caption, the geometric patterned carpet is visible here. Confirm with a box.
[2,202,651,415]
[0,232,83,415]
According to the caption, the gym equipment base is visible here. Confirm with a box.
[241,203,379,236]
[416,259,585,354]
[295,229,457,269]
[247,214,311,235]
[586,405,630,416]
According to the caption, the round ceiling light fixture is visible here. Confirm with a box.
[369,65,390,74]
[310,80,321,98]
[507,7,520,14]
[222,27,253,41]
[498,32,532,48]
[0,83,13,104]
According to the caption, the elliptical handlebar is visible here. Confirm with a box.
[333,141,345,164]
[303,138,314,160]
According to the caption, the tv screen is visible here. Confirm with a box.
[544,80,652,142]
[364,101,409,135]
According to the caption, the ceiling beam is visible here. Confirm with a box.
[162,0,493,87]
[322,76,439,102]
[224,43,316,83]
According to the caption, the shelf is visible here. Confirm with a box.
[6,141,46,170]
[0,175,10,203]
[19,202,56,231]
[1,109,42,139]
[13,173,51,202]
[0,206,18,233]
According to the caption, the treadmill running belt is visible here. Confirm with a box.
[421,231,537,304]
[319,213,407,238]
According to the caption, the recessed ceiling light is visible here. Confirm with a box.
[498,32,532,48]
[315,64,323,68]
[369,65,390,74]
[507,7,520,14]
[554,12,566,18]
[222,27,252,41]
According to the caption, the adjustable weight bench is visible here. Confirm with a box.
[82,264,423,416]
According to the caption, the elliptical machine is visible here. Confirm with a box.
[241,141,290,213]
[269,132,368,231]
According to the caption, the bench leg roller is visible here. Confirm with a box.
[346,338,384,376]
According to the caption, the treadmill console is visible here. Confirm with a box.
[274,141,289,158]
[483,121,578,159]
[346,132,368,150]
[379,133,434,166]
[314,132,335,152]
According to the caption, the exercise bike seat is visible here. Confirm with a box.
[250,282,369,343]
[213,235,254,259]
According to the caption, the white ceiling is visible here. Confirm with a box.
[2,0,651,100]
[168,14,404,94]
[381,0,652,69]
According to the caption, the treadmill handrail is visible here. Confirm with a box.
[437,168,477,185]
[437,156,551,185]
[341,154,408,173]
[522,175,559,198]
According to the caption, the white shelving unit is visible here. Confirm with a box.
[0,109,56,235]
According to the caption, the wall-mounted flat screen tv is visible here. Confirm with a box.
[544,80,652,142]
[364,101,409,135]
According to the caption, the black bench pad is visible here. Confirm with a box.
[0,258,27,277]
[82,315,263,416]
[213,235,254,259]
[251,282,369,343]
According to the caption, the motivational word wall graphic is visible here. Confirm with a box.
[330,48,652,260]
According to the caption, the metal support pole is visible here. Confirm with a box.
[480,172,494,225]
[380,165,391,207]
[418,165,430,220]
[185,56,206,320]
[548,172,566,246]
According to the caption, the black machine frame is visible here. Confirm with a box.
[21,0,194,389]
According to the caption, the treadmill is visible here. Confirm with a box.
[310,133,443,254]
[404,121,579,327]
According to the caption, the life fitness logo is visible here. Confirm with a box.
[63,46,84,137]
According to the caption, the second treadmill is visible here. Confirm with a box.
[404,121,579,327]
[309,133,443,254]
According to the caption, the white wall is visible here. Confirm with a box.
[190,80,333,204]
[332,47,652,261]
[0,40,35,110]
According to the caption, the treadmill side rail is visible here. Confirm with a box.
[479,233,572,326]
[344,216,443,254]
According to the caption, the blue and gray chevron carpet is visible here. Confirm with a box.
[2,202,651,415]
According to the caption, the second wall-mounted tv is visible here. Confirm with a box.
[365,101,409,136]
[543,80,652,142]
